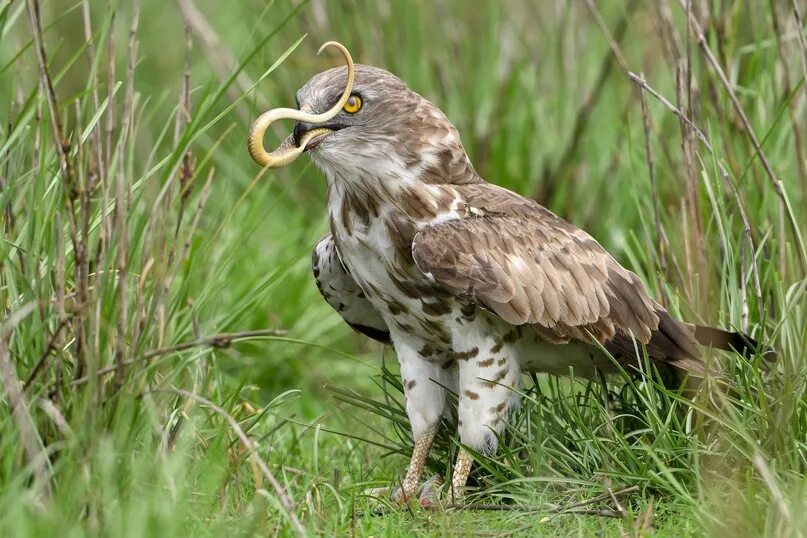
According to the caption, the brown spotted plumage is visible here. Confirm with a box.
[250,55,760,503]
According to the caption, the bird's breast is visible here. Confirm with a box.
[327,205,463,349]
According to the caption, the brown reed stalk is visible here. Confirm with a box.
[771,1,807,196]
[0,304,51,500]
[638,74,669,301]
[627,72,764,326]
[25,0,91,380]
[113,0,140,389]
[680,0,807,273]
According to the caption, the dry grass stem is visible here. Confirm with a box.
[627,72,764,323]
[752,453,792,525]
[174,0,261,120]
[71,329,287,387]
[394,485,641,519]
[582,0,629,72]
[638,73,669,295]
[0,305,52,500]
[792,0,807,95]
[770,1,807,194]
[162,387,306,536]
[23,317,70,391]
[25,0,89,376]
[680,0,807,271]
[113,0,140,388]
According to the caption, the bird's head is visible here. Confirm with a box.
[248,42,477,185]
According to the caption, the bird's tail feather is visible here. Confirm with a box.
[691,324,775,361]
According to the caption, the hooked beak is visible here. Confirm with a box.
[246,41,355,169]
[292,120,346,150]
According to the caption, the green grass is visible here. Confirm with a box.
[1,0,806,536]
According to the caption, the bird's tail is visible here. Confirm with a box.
[690,324,775,361]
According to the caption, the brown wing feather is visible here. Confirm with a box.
[411,184,660,346]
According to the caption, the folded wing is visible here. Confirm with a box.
[411,186,662,347]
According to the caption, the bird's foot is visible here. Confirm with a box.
[364,474,446,508]
[415,474,445,508]
[390,474,446,507]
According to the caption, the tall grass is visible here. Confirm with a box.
[1,1,806,536]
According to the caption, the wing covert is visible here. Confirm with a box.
[411,205,659,344]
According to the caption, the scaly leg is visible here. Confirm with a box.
[393,425,437,503]
[389,339,454,504]
[449,447,474,503]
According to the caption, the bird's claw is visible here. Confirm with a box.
[364,474,447,508]
[417,474,445,507]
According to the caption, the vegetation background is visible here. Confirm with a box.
[1,0,806,535]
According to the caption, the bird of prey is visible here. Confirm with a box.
[247,42,755,503]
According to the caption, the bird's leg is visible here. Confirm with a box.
[449,447,474,504]
[390,343,452,504]
[397,425,437,502]
[452,336,522,501]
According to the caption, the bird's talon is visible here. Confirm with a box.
[418,474,445,506]
[389,485,418,506]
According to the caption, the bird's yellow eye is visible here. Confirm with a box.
[343,94,362,114]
